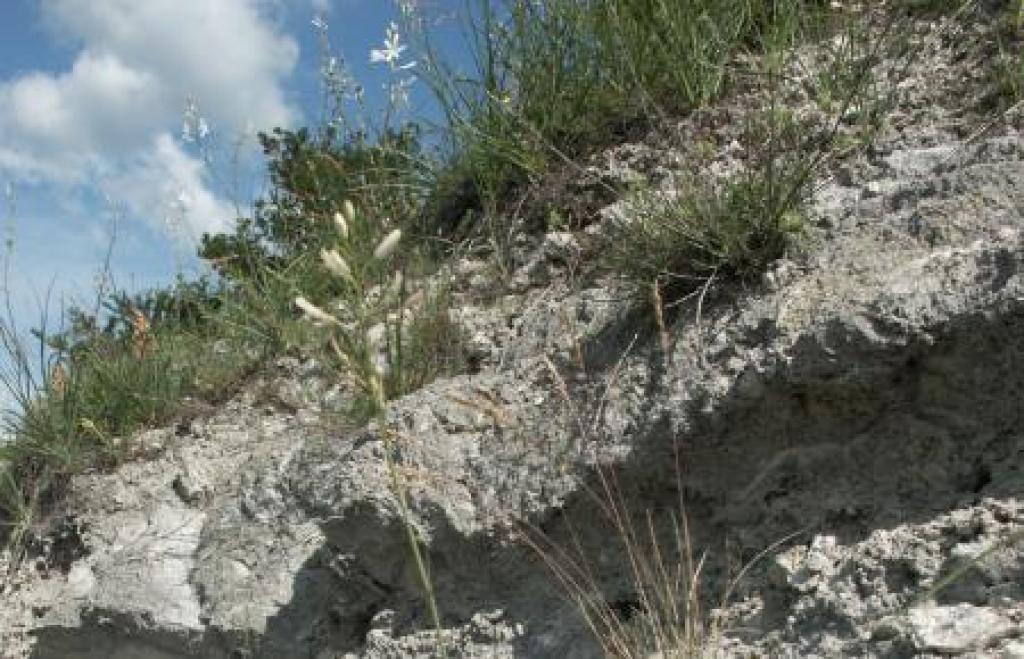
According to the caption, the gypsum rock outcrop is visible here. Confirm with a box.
[3,16,1024,659]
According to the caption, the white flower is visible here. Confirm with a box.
[370,23,416,70]
[396,0,418,17]
[373,228,402,260]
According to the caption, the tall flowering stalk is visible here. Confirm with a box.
[369,21,418,128]
[294,200,444,650]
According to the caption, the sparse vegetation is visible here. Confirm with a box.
[0,276,270,553]
[0,0,1016,655]
[987,1,1024,109]
[600,0,926,304]
[603,109,812,304]
[413,0,813,230]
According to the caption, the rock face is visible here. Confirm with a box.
[4,13,1024,659]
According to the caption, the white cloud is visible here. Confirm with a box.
[0,0,301,237]
[0,52,162,182]
[39,0,300,133]
[102,134,237,244]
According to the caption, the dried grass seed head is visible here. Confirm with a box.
[321,248,355,284]
[374,228,402,260]
[295,296,338,326]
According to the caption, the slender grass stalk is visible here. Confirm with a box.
[297,199,447,655]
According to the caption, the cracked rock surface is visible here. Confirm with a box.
[3,9,1024,659]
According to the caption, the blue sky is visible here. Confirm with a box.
[0,0,455,334]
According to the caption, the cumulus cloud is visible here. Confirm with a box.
[40,0,299,134]
[101,134,237,242]
[0,51,162,182]
[0,0,301,237]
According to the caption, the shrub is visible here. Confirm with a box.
[200,125,431,281]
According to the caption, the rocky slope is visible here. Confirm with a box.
[3,9,1024,659]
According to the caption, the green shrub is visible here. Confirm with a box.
[200,125,431,280]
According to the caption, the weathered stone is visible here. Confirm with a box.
[908,604,1017,655]
[4,9,1024,659]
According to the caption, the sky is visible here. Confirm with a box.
[0,0,453,336]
